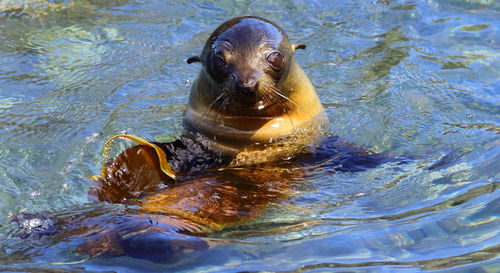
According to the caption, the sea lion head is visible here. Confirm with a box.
[185,16,325,154]
[187,16,306,115]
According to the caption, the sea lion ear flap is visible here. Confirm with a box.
[293,44,307,51]
[187,56,201,64]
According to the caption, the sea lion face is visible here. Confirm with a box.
[189,17,305,115]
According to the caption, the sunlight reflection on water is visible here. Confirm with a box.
[0,0,498,272]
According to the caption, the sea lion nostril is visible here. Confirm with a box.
[240,86,255,96]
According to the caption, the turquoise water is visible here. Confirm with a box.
[0,0,499,272]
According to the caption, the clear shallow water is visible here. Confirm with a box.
[0,0,498,272]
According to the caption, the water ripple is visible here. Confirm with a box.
[0,0,498,271]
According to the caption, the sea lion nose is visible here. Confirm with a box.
[234,73,259,96]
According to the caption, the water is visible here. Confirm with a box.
[0,0,498,272]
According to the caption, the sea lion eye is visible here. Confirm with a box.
[266,51,283,70]
[212,55,227,74]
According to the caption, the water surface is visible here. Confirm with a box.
[0,0,498,272]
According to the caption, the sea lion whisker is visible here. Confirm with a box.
[259,92,273,107]
[214,101,222,126]
[265,85,290,112]
[269,86,299,108]
[200,92,228,127]
[215,94,232,126]
[287,109,296,131]
[262,89,296,131]
[270,84,313,120]
[264,89,285,112]
[274,93,296,131]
